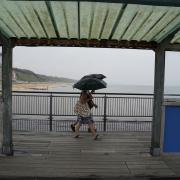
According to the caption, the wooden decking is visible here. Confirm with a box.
[0,131,180,178]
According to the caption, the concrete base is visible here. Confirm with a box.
[2,143,13,155]
[150,147,161,156]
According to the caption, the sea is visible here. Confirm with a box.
[47,83,180,94]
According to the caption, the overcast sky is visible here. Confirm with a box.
[12,47,180,86]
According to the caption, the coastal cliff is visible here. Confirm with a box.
[13,67,76,83]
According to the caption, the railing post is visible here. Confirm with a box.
[103,94,107,132]
[49,93,53,131]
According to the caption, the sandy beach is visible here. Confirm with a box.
[12,82,68,91]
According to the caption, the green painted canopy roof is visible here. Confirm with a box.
[0,0,180,44]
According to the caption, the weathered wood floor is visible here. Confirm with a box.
[0,131,180,178]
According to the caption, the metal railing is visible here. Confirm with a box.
[12,91,154,132]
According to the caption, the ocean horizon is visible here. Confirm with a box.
[48,83,180,94]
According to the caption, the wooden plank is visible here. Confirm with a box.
[31,1,56,38]
[171,31,180,43]
[63,1,79,38]
[154,15,180,43]
[133,6,168,41]
[0,20,16,38]
[0,4,25,38]
[143,7,180,42]
[112,4,138,40]
[90,2,108,39]
[11,0,180,7]
[49,2,68,38]
[17,1,47,38]
[80,2,94,39]
[100,3,123,39]
[2,1,36,38]
[122,5,153,41]
[1,132,180,177]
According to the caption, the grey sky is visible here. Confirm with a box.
[12,47,179,86]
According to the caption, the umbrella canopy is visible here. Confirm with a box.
[81,74,106,80]
[73,77,107,90]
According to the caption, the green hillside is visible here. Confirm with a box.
[13,67,76,83]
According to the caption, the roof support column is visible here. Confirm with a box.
[151,46,165,156]
[0,52,2,152]
[1,39,13,155]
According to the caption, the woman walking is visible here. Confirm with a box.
[74,91,98,140]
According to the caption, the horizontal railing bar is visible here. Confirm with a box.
[12,119,152,122]
[13,94,153,98]
[106,116,152,117]
[12,95,51,97]
[12,91,154,96]
[106,97,153,99]
[13,114,152,117]
[13,113,50,116]
[164,94,180,96]
[12,91,180,96]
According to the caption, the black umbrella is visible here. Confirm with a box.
[73,77,107,90]
[81,74,106,80]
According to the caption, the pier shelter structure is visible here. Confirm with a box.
[0,0,180,156]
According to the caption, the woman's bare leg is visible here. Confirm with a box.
[88,123,98,139]
[74,123,81,137]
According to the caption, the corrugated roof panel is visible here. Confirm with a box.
[63,1,78,38]
[0,19,16,38]
[154,15,180,42]
[80,2,93,39]
[90,2,108,39]
[50,2,68,38]
[111,5,138,40]
[31,1,56,38]
[17,1,47,38]
[177,38,180,43]
[100,3,123,39]
[0,0,179,44]
[0,3,25,38]
[142,7,180,42]
[133,7,168,41]
[122,5,153,40]
[171,31,180,43]
[2,1,36,38]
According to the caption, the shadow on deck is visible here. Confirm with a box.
[0,131,180,179]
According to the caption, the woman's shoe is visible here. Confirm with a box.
[74,135,79,138]
[94,134,99,140]
[71,124,75,132]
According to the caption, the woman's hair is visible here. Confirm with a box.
[80,91,89,103]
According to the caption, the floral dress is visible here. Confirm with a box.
[74,100,93,125]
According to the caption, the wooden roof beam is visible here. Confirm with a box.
[10,0,180,7]
[13,38,157,50]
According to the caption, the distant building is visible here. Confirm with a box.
[12,70,17,81]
